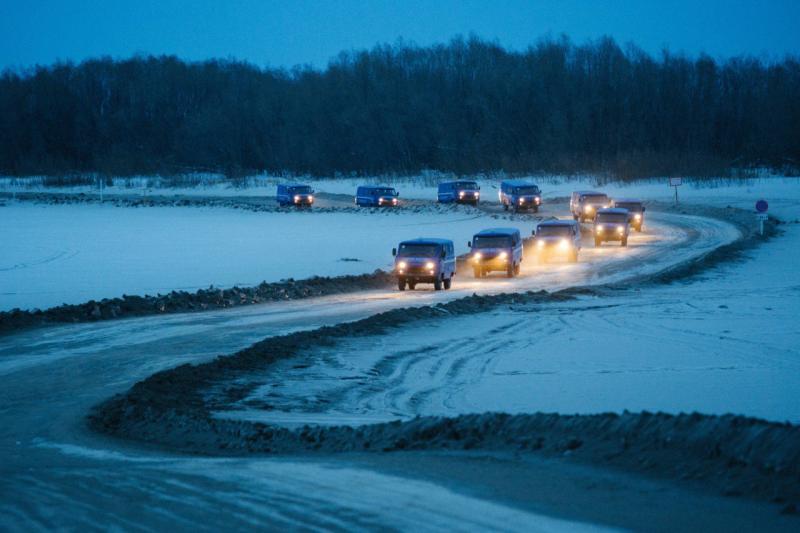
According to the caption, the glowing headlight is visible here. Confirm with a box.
[596,227,603,234]
[634,214,641,220]
[537,240,545,248]
[499,251,508,260]
[473,252,483,260]
[585,205,593,213]
[535,196,541,204]
[459,191,465,198]
[397,261,407,269]
[559,238,570,250]
[519,198,525,204]
[425,261,435,270]
[475,192,480,197]
[392,198,398,204]
[308,195,314,202]
[617,225,624,233]
[294,195,300,202]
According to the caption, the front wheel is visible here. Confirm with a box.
[514,263,521,275]
[533,205,539,213]
[408,281,417,290]
[621,237,628,247]
[473,267,482,279]
[503,203,509,211]
[507,264,515,278]
[434,279,443,291]
[595,238,601,247]
[397,278,406,291]
[443,277,452,290]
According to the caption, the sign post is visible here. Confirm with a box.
[755,199,769,236]
[669,177,682,205]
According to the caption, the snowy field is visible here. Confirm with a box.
[0,204,538,311]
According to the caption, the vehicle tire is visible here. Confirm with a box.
[622,237,628,247]
[434,278,443,291]
[398,278,406,291]
[507,264,514,278]
[503,203,509,211]
[473,267,481,278]
[533,206,539,213]
[595,238,602,247]
[444,277,452,290]
[514,263,520,275]
[408,281,417,290]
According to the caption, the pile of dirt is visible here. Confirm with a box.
[0,272,395,334]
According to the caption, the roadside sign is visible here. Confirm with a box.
[669,177,683,186]
[755,200,769,236]
[756,199,768,213]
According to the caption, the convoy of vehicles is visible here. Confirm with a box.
[356,185,399,207]
[274,182,651,290]
[392,238,456,291]
[468,228,523,278]
[533,220,581,262]
[438,181,481,205]
[594,207,631,246]
[570,191,610,222]
[277,184,314,207]
[499,180,542,212]
[613,199,646,231]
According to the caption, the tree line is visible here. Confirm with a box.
[1,36,798,178]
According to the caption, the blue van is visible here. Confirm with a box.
[468,228,523,278]
[392,238,456,291]
[277,184,314,207]
[499,180,541,212]
[356,185,399,207]
[437,180,480,205]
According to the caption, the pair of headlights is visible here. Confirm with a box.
[397,261,435,270]
[472,251,508,260]
[537,239,570,249]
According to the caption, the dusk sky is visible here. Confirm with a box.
[2,0,799,70]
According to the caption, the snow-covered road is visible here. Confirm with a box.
[0,205,749,530]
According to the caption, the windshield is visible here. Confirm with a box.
[375,188,397,196]
[596,213,628,224]
[513,186,539,195]
[537,226,573,237]
[455,181,478,190]
[473,236,513,248]
[615,202,642,212]
[398,244,441,257]
[289,186,312,194]
[582,194,608,203]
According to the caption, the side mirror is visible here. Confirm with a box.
[642,206,646,212]
[531,229,536,236]
[467,241,472,248]
[396,192,400,197]
[440,250,446,259]
[310,189,315,194]
[477,186,481,191]
[392,248,397,256]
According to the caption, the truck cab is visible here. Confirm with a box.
[437,181,480,205]
[392,238,455,291]
[533,220,581,263]
[277,184,314,207]
[571,191,610,222]
[356,186,399,207]
[594,208,630,247]
[468,228,523,278]
[500,180,542,212]
[613,199,646,232]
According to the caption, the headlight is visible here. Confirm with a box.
[425,261,435,270]
[499,251,508,260]
[585,205,593,213]
[634,214,641,220]
[459,191,465,198]
[397,261,407,269]
[559,238,569,250]
[294,195,300,202]
[537,240,545,248]
[473,252,482,260]
[617,225,624,233]
[392,198,397,204]
[519,198,525,204]
[308,195,314,202]
[475,192,480,197]
[535,196,541,203]
[596,227,603,234]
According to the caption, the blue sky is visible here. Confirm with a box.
[1,0,798,69]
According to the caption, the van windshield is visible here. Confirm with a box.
[398,244,441,257]
[513,186,539,195]
[474,236,513,248]
[289,186,312,194]
[537,226,573,237]
[596,213,628,224]
[375,188,397,196]
[615,202,642,212]
[581,194,608,203]
[455,181,478,190]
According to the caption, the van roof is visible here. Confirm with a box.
[359,185,396,190]
[474,227,520,237]
[502,180,539,187]
[283,183,310,188]
[439,180,478,186]
[400,238,453,246]
[597,207,629,215]
[537,219,578,227]
[575,190,607,195]
[614,198,643,204]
